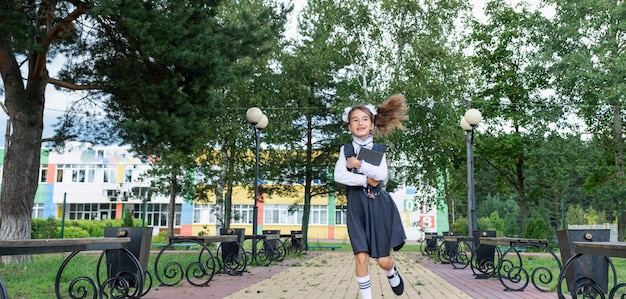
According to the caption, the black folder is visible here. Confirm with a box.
[357,148,384,166]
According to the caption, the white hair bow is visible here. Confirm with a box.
[342,104,377,123]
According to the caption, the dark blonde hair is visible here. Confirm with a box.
[349,93,408,137]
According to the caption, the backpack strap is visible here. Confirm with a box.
[343,143,357,173]
[372,143,387,153]
[343,143,356,159]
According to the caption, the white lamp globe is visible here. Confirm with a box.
[464,108,482,126]
[256,114,268,129]
[246,107,263,124]
[460,117,472,131]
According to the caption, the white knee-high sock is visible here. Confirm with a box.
[385,264,400,287]
[356,274,372,299]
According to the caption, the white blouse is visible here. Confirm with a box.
[333,143,388,187]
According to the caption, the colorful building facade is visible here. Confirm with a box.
[2,144,445,240]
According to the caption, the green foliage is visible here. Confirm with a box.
[525,218,547,239]
[197,225,210,236]
[123,208,134,227]
[31,218,60,239]
[477,195,521,237]
[566,204,587,225]
[585,206,599,225]
[69,220,106,237]
[151,231,169,245]
[60,226,90,238]
[31,219,131,239]
[477,211,505,236]
[451,217,468,235]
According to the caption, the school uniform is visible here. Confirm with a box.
[334,140,406,258]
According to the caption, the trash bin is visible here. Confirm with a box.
[472,230,496,269]
[220,228,245,260]
[443,231,459,256]
[262,230,281,253]
[557,229,610,294]
[289,230,303,252]
[104,227,153,287]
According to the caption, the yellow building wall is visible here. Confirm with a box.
[192,185,349,240]
[207,185,329,205]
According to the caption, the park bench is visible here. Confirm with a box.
[440,234,474,269]
[243,233,283,266]
[420,232,442,257]
[153,234,240,287]
[557,241,626,298]
[280,231,304,254]
[0,237,144,299]
[479,237,562,292]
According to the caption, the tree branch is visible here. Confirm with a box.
[34,1,90,80]
[48,78,103,91]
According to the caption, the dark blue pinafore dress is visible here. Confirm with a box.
[344,143,406,258]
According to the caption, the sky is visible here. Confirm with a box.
[0,0,547,147]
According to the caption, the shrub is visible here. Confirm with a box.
[32,217,60,239]
[60,226,90,238]
[151,231,169,245]
[451,217,468,234]
[123,208,134,227]
[525,217,547,239]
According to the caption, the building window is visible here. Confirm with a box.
[125,168,133,183]
[309,205,327,225]
[68,203,100,220]
[134,203,181,227]
[32,203,44,218]
[264,204,279,224]
[72,169,86,183]
[67,203,117,220]
[56,169,63,182]
[335,205,347,225]
[40,167,47,183]
[98,203,116,220]
[264,204,302,224]
[193,204,217,224]
[103,167,116,183]
[87,166,95,183]
[231,204,253,224]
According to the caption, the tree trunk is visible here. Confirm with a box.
[442,168,454,228]
[618,210,626,242]
[0,49,46,264]
[516,136,527,237]
[611,105,625,241]
[168,172,176,238]
[301,115,313,249]
[225,184,233,228]
[214,146,229,233]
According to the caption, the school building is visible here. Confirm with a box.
[3,143,448,240]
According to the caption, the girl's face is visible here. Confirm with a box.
[348,108,374,139]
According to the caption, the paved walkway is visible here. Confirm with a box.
[143,251,559,298]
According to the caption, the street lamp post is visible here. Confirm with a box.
[460,108,482,237]
[246,107,268,238]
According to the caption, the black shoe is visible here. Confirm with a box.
[388,271,404,295]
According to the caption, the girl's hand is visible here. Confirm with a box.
[347,157,361,169]
[367,177,379,187]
